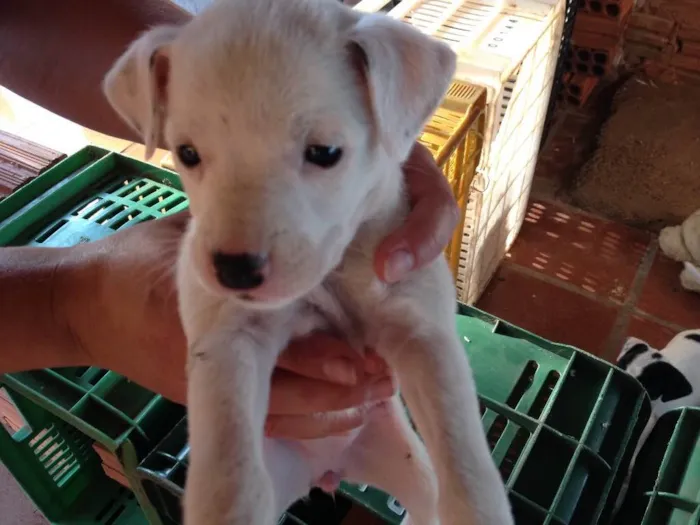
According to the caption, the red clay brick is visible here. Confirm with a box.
[628,12,675,36]
[678,25,700,43]
[566,74,600,107]
[626,42,673,62]
[670,53,700,72]
[574,12,627,37]
[572,29,620,50]
[681,40,700,58]
[625,27,674,49]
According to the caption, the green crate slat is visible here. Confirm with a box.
[0,387,149,524]
[616,407,700,525]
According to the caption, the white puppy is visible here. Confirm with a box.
[103,0,513,524]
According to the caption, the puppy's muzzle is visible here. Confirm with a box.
[212,252,269,290]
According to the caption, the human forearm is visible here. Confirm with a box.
[0,0,191,141]
[0,245,94,372]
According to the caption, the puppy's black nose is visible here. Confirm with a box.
[212,252,268,290]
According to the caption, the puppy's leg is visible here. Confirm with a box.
[184,326,287,525]
[265,438,314,515]
[373,268,512,524]
[344,398,439,525]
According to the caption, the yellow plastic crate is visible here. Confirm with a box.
[418,80,487,282]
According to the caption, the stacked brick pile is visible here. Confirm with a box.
[560,0,633,107]
[626,0,700,82]
[560,0,700,107]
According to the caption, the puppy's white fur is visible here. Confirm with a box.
[104,0,513,523]
[659,208,700,293]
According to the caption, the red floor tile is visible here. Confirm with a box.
[477,264,619,356]
[636,251,700,329]
[624,315,680,351]
[506,199,651,303]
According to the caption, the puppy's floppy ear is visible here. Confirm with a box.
[103,26,180,159]
[617,337,652,370]
[637,361,693,403]
[348,14,456,161]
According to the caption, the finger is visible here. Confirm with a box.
[269,370,395,416]
[278,333,388,385]
[374,144,459,283]
[265,408,366,439]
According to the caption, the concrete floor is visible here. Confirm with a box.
[0,465,47,525]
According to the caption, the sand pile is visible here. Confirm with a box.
[571,78,700,230]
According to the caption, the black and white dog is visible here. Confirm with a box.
[613,328,700,511]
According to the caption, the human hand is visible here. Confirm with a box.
[67,212,393,438]
[375,142,459,283]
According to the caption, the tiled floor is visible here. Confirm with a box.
[477,180,700,361]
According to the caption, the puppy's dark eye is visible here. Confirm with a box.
[304,145,343,168]
[177,144,201,167]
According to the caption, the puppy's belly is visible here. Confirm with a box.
[290,401,387,492]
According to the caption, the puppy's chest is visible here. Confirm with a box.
[293,273,389,350]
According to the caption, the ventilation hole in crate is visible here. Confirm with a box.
[487,415,508,449]
[529,371,561,419]
[29,425,81,487]
[506,361,538,408]
[133,185,159,202]
[0,387,32,440]
[113,180,140,198]
[85,204,113,221]
[111,210,142,230]
[589,0,602,11]
[80,368,109,386]
[99,206,122,225]
[94,488,132,524]
[142,191,174,208]
[593,65,605,76]
[160,195,187,214]
[35,219,68,243]
[499,427,530,482]
[74,198,102,216]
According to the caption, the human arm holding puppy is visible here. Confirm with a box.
[0,0,459,439]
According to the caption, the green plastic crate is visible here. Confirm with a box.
[615,407,700,525]
[136,417,354,525]
[0,146,189,524]
[0,146,651,525]
[133,305,650,525]
[344,304,651,525]
[0,386,148,524]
